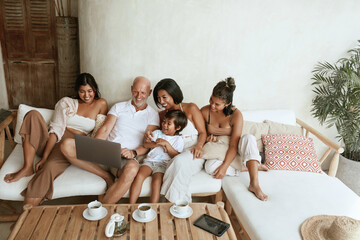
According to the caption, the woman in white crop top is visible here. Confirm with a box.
[4,73,108,207]
[148,78,207,203]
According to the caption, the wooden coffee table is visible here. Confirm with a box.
[8,202,237,240]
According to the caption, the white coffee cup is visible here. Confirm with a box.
[88,200,102,217]
[173,200,189,215]
[137,203,152,219]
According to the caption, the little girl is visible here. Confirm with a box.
[129,110,187,203]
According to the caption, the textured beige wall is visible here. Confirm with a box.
[78,0,360,168]
[1,1,359,167]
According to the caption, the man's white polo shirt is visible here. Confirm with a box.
[107,100,160,149]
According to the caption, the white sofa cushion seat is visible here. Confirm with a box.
[0,108,293,202]
[0,145,221,201]
[121,170,222,198]
[0,145,107,201]
[222,171,360,240]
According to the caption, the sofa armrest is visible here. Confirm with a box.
[0,111,17,168]
[296,118,344,177]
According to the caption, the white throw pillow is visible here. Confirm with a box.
[14,104,54,144]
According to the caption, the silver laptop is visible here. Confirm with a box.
[75,134,123,168]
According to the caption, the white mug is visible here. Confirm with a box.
[88,200,102,217]
[137,203,152,219]
[173,200,189,215]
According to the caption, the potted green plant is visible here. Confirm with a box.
[311,40,360,195]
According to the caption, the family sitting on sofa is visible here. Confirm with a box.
[3,73,269,206]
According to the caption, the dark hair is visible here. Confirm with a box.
[153,78,183,108]
[212,77,236,116]
[164,110,188,135]
[75,73,101,99]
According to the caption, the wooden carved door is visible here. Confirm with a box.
[0,0,57,109]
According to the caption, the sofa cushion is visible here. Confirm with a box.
[242,121,270,152]
[89,114,107,138]
[0,145,107,201]
[265,120,302,135]
[262,134,321,173]
[14,104,54,144]
[202,136,242,170]
[121,170,222,198]
[222,171,360,240]
[0,145,221,201]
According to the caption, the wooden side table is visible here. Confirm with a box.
[8,202,237,240]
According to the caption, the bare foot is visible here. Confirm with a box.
[241,164,269,172]
[248,184,268,201]
[259,164,269,171]
[4,167,34,183]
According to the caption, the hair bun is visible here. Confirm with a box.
[225,77,236,92]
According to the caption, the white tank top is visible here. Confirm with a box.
[180,118,198,137]
[67,114,95,134]
[178,103,198,148]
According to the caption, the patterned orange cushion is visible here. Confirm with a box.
[262,134,322,173]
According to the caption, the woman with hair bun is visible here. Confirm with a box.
[201,77,268,201]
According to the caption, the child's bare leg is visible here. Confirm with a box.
[150,172,163,203]
[129,165,152,204]
[246,160,268,201]
[4,135,35,183]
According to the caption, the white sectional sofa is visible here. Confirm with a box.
[220,109,360,240]
[0,104,221,203]
[222,171,360,240]
[1,105,360,240]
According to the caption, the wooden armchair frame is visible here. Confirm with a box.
[296,118,344,177]
[0,111,19,222]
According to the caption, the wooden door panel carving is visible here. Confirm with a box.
[8,61,31,107]
[28,0,54,59]
[0,0,57,108]
[31,62,56,108]
[3,0,28,59]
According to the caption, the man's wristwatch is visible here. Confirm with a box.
[132,149,137,158]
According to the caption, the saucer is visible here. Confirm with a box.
[170,205,193,218]
[82,207,108,221]
[132,209,157,223]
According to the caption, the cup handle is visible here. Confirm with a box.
[105,219,115,237]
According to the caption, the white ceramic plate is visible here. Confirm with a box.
[170,205,193,218]
[82,207,108,221]
[132,209,157,223]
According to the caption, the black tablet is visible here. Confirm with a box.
[193,214,230,237]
